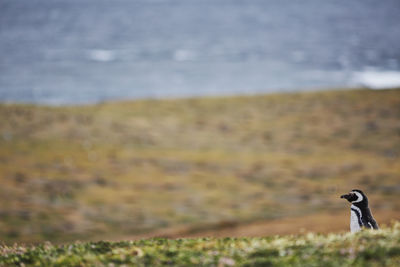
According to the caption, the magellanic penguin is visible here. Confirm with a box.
[340,189,379,233]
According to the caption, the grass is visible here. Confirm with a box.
[1,222,399,266]
[0,88,399,243]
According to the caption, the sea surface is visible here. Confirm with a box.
[1,0,400,105]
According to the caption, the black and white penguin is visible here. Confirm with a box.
[340,189,379,233]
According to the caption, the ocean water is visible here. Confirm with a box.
[0,0,400,105]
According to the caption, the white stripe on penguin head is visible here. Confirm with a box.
[351,191,364,203]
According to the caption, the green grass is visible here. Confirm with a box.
[0,88,400,243]
[1,223,399,266]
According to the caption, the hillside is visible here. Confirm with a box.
[0,88,399,243]
[1,223,399,266]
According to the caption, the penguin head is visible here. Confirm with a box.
[340,189,368,206]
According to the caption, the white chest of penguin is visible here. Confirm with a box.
[350,205,362,233]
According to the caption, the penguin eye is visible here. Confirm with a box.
[350,191,364,203]
[348,192,357,200]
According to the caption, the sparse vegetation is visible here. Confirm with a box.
[0,88,399,243]
[1,223,399,266]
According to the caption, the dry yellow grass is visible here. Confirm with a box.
[0,88,399,243]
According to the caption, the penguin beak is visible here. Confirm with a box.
[340,192,353,200]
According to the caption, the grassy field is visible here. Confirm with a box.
[1,223,399,266]
[0,88,399,243]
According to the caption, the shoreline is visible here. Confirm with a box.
[1,86,399,107]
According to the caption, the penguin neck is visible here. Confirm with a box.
[351,203,370,215]
[351,197,368,209]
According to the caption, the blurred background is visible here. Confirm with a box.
[1,0,400,104]
[0,0,399,244]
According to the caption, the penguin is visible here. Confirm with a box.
[340,189,379,233]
